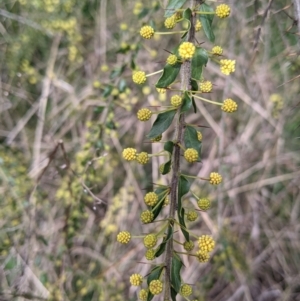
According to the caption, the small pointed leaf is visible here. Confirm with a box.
[171,254,183,293]
[165,0,187,17]
[199,3,215,42]
[180,92,192,113]
[156,63,181,88]
[147,110,177,139]
[191,47,208,80]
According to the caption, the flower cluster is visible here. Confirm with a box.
[222,98,238,113]
[216,4,231,18]
[220,59,236,75]
[184,148,198,163]
[200,81,213,93]
[179,42,196,60]
[140,25,155,39]
[132,71,146,84]
[171,94,182,107]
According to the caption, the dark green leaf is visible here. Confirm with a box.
[152,187,169,219]
[191,47,208,80]
[165,0,187,17]
[147,110,177,139]
[118,79,127,92]
[155,225,173,257]
[177,175,191,241]
[178,207,189,241]
[164,141,174,154]
[171,287,177,301]
[138,8,150,19]
[180,92,192,113]
[171,254,183,293]
[180,8,192,38]
[161,161,171,175]
[102,86,113,98]
[199,3,215,42]
[109,64,126,79]
[184,126,202,161]
[192,97,197,113]
[156,63,181,88]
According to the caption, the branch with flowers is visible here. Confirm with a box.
[117,1,236,300]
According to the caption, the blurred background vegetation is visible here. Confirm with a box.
[0,0,300,300]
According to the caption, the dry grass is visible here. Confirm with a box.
[0,0,300,300]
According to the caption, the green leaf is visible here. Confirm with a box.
[181,92,192,113]
[171,287,177,301]
[161,141,174,175]
[199,3,215,42]
[165,0,187,17]
[109,64,126,79]
[181,8,192,38]
[147,265,164,301]
[191,47,208,80]
[156,63,181,88]
[5,257,17,270]
[171,254,183,293]
[118,79,127,92]
[177,175,191,241]
[192,97,197,113]
[184,126,202,161]
[155,225,173,257]
[147,110,177,139]
[152,187,169,219]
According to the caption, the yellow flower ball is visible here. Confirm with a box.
[197,198,211,211]
[184,148,198,163]
[140,210,154,224]
[180,284,192,297]
[117,231,131,244]
[139,289,148,301]
[215,4,231,18]
[196,250,210,262]
[137,108,152,121]
[222,99,238,113]
[122,148,137,161]
[143,234,157,249]
[136,152,149,165]
[166,54,178,65]
[197,131,202,142]
[178,42,196,60]
[164,16,176,29]
[183,241,194,251]
[145,249,156,260]
[132,71,147,84]
[212,45,223,55]
[200,81,213,93]
[171,94,182,107]
[140,25,155,39]
[209,172,222,185]
[144,192,158,206]
[149,279,163,295]
[198,235,215,252]
[220,59,235,75]
[130,273,143,286]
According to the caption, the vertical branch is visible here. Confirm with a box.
[164,1,197,299]
[293,0,300,48]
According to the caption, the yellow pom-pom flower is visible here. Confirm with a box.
[197,131,202,142]
[143,234,157,249]
[187,210,198,221]
[215,4,231,18]
[183,241,194,251]
[184,148,198,163]
[195,19,202,31]
[200,81,213,93]
[222,98,238,113]
[137,108,152,121]
[117,231,131,244]
[197,198,211,210]
[180,284,192,297]
[212,46,223,55]
[151,134,162,142]
[198,235,215,252]
[144,192,158,206]
[136,152,149,165]
[122,148,137,161]
[140,210,154,224]
[220,59,235,75]
[140,25,155,39]
[166,54,178,65]
[149,280,163,295]
[164,16,176,29]
[171,95,182,107]
[209,172,222,185]
[139,289,148,301]
[196,250,210,262]
[178,42,196,60]
[145,249,155,260]
[130,273,143,286]
[132,71,147,84]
